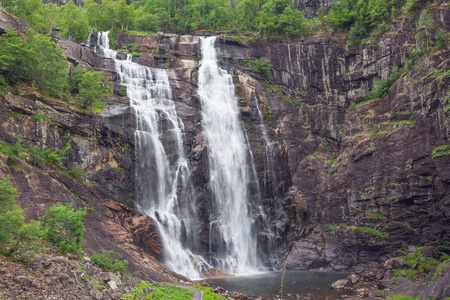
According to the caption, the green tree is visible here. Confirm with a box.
[417,11,436,51]
[134,7,160,32]
[117,0,133,31]
[0,30,33,85]
[85,0,103,28]
[60,0,90,43]
[70,66,111,108]
[0,176,44,257]
[41,202,87,254]
[26,30,69,96]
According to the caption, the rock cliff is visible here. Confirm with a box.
[0,1,449,283]
[113,2,450,274]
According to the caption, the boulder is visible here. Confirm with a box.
[331,279,349,289]
[107,280,118,290]
[97,272,121,285]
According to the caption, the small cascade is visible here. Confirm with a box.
[93,31,209,279]
[254,96,279,264]
[198,36,259,274]
[254,97,277,200]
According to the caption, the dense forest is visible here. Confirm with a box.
[0,0,443,44]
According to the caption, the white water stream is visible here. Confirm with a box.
[198,37,259,274]
[94,32,209,279]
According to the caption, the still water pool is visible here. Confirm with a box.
[203,271,351,299]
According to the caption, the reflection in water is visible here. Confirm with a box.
[203,271,351,299]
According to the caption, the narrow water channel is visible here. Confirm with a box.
[203,271,351,299]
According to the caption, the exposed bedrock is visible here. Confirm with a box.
[0,3,449,279]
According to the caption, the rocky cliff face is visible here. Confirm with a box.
[1,2,449,281]
[113,2,450,272]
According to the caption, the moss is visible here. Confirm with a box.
[91,100,107,113]
[30,114,49,121]
[392,246,447,281]
[432,145,450,159]
[356,226,390,239]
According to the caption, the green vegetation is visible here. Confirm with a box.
[0,29,68,96]
[428,258,450,285]
[392,246,449,281]
[0,135,67,168]
[191,284,228,300]
[70,65,111,108]
[90,249,128,275]
[40,202,87,254]
[0,29,110,109]
[330,152,337,164]
[325,223,389,239]
[266,83,301,106]
[355,226,390,238]
[352,69,401,107]
[326,0,405,44]
[432,145,450,159]
[387,296,421,300]
[4,0,441,43]
[247,57,272,80]
[369,124,380,138]
[406,0,432,14]
[0,176,44,258]
[367,212,387,219]
[31,114,49,121]
[67,166,84,181]
[123,281,193,300]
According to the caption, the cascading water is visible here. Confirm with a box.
[94,32,209,279]
[198,37,259,274]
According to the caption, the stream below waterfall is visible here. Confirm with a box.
[203,271,351,299]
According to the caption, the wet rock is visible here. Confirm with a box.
[331,279,349,289]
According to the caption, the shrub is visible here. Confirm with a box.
[0,76,7,93]
[90,249,128,275]
[247,57,272,80]
[405,0,432,14]
[0,176,44,258]
[67,166,84,180]
[41,202,87,254]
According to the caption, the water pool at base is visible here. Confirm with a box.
[203,271,352,299]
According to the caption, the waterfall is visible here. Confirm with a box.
[198,37,259,274]
[94,32,209,279]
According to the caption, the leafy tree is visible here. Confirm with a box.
[90,249,129,275]
[60,0,90,43]
[0,176,44,257]
[247,57,272,80]
[85,0,103,28]
[417,11,436,51]
[26,30,69,96]
[134,7,160,32]
[117,0,133,31]
[70,65,111,108]
[41,202,87,254]
[0,30,33,85]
